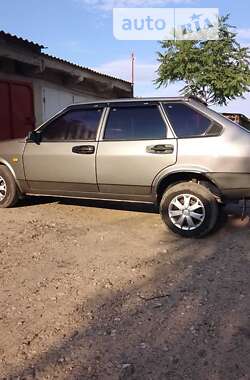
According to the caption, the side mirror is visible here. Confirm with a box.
[27,130,41,145]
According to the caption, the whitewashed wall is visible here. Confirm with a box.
[42,86,98,122]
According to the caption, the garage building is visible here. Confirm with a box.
[0,31,133,141]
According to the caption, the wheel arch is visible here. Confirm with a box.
[0,159,22,192]
[154,171,222,204]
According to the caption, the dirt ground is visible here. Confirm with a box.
[0,197,249,380]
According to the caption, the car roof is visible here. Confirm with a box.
[64,96,198,110]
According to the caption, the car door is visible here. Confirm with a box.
[162,102,225,170]
[23,106,104,196]
[96,103,177,200]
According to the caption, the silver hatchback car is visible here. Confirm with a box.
[0,97,249,237]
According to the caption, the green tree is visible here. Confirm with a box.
[156,15,250,105]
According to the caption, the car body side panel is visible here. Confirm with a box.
[0,139,26,190]
[152,102,250,199]
[176,134,250,174]
[96,139,177,195]
[23,141,98,194]
[152,130,250,199]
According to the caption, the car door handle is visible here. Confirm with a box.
[72,145,95,154]
[146,144,174,154]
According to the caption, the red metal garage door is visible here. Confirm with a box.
[0,80,35,141]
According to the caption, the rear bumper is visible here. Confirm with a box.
[207,173,250,200]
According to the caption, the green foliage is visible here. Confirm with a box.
[156,15,250,105]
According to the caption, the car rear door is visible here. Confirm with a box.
[23,106,104,196]
[96,102,177,200]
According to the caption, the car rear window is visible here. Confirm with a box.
[163,103,214,138]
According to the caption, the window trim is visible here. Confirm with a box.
[161,101,224,139]
[99,104,170,142]
[31,106,106,143]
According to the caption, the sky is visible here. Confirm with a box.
[0,0,249,115]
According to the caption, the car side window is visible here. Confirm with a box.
[104,105,167,141]
[163,103,218,138]
[41,108,103,142]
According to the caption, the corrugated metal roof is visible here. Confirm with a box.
[0,30,131,85]
[0,30,44,50]
[41,52,132,85]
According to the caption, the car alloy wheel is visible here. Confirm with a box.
[0,176,7,202]
[168,193,206,231]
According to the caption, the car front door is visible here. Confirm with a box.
[96,103,177,201]
[23,106,104,196]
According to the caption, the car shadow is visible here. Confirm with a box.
[60,197,158,214]
[16,196,58,208]
[17,195,158,214]
[16,196,250,223]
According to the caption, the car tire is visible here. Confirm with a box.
[0,166,19,208]
[160,182,219,238]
